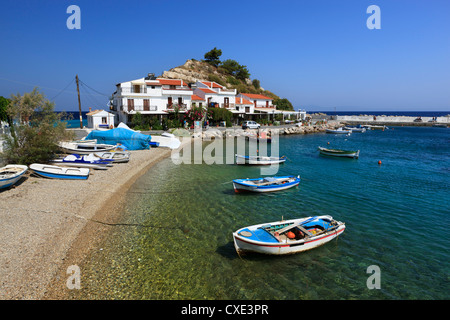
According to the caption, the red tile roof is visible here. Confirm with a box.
[235,97,253,105]
[197,88,216,94]
[240,93,273,100]
[201,81,223,89]
[157,78,188,87]
[191,94,205,101]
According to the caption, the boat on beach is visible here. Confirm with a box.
[233,175,300,193]
[30,163,90,180]
[318,146,360,158]
[0,165,28,189]
[233,215,345,255]
[59,141,117,154]
[326,127,352,134]
[94,151,130,163]
[235,154,286,165]
[51,154,113,170]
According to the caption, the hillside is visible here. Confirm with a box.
[160,59,281,101]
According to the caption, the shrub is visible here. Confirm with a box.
[2,88,74,165]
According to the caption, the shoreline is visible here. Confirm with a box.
[0,147,173,299]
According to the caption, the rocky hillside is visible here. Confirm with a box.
[160,59,280,100]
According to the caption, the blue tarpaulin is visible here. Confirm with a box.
[85,128,152,150]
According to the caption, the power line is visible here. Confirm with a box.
[50,77,76,101]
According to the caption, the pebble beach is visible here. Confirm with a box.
[0,147,172,299]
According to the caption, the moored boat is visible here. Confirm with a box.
[59,141,117,154]
[235,154,286,165]
[344,126,366,133]
[326,127,352,134]
[30,163,89,180]
[0,165,28,189]
[233,215,345,255]
[51,154,112,170]
[233,175,300,193]
[318,146,360,158]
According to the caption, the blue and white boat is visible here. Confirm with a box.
[30,163,89,180]
[51,154,113,170]
[233,175,300,193]
[235,154,286,165]
[0,165,28,189]
[233,215,345,255]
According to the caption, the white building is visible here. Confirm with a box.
[194,81,237,109]
[111,74,193,124]
[86,109,115,129]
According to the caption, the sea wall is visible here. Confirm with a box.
[335,115,450,125]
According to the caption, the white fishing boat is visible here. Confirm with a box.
[344,126,366,133]
[326,127,352,134]
[235,154,286,165]
[59,141,117,154]
[94,151,130,163]
[233,215,345,256]
[30,163,89,180]
[233,175,300,193]
[0,165,28,189]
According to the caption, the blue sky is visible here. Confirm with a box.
[0,0,449,112]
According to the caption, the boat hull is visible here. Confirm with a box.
[326,129,351,134]
[0,165,28,189]
[59,142,116,154]
[233,216,345,255]
[318,147,359,158]
[30,164,89,180]
[235,154,286,165]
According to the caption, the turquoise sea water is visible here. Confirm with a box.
[73,127,449,300]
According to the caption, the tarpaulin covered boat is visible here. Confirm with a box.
[84,128,152,150]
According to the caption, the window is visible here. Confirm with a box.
[127,99,134,111]
[133,85,140,93]
[102,117,107,124]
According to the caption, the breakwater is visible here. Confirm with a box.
[335,115,449,127]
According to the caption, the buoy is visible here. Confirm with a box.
[287,231,295,239]
[327,142,330,145]
[378,160,382,165]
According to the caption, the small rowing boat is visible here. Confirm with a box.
[318,146,360,158]
[94,151,130,163]
[235,154,286,165]
[59,141,117,154]
[233,215,345,255]
[233,175,300,193]
[344,126,366,133]
[326,127,352,134]
[30,163,89,180]
[0,165,28,189]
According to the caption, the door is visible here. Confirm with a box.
[168,97,173,107]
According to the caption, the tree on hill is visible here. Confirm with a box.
[204,47,222,67]
[273,98,294,111]
[220,59,250,80]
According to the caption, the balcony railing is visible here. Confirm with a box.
[166,103,187,111]
[120,87,148,94]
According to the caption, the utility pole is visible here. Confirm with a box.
[76,74,82,128]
